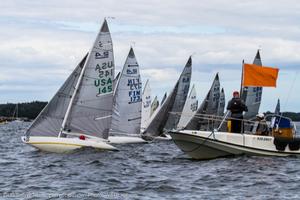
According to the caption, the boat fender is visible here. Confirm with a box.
[273,137,288,151]
[79,135,86,140]
[288,138,300,151]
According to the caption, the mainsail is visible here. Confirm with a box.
[275,98,281,114]
[217,88,225,116]
[141,79,151,130]
[177,84,198,130]
[164,57,192,130]
[110,48,142,135]
[27,19,116,140]
[241,50,263,119]
[65,20,115,139]
[185,73,221,130]
[143,82,179,137]
[25,54,88,137]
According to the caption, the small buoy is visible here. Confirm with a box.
[79,135,86,140]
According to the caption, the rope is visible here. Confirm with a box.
[277,70,299,129]
[176,130,217,153]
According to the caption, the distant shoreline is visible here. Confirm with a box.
[0,101,299,121]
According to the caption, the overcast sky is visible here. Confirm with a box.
[0,0,300,112]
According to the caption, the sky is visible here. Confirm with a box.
[0,0,300,112]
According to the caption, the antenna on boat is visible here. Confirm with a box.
[131,41,136,47]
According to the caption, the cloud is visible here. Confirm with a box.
[0,0,300,111]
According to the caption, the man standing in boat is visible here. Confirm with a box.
[226,91,248,133]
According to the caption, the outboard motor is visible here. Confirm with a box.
[271,116,294,139]
[271,116,299,151]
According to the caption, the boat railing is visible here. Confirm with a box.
[170,112,296,137]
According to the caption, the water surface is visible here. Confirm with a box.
[1,122,300,199]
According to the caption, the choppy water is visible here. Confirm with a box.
[1,122,300,200]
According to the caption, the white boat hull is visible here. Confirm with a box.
[22,136,118,153]
[154,134,172,141]
[170,130,300,160]
[108,136,148,144]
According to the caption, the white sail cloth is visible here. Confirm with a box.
[110,48,142,135]
[26,20,115,139]
[143,57,192,137]
[164,57,192,130]
[177,84,198,130]
[185,73,221,130]
[141,79,151,130]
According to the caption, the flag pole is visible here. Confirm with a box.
[240,60,245,97]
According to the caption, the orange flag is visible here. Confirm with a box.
[242,63,279,87]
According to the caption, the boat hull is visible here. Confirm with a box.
[22,136,118,153]
[170,130,300,160]
[108,136,148,144]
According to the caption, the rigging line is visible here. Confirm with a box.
[283,70,298,111]
[277,70,299,126]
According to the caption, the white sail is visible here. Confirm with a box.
[241,50,263,119]
[164,57,192,130]
[150,96,159,116]
[25,54,88,137]
[143,57,192,136]
[63,19,115,139]
[110,48,142,135]
[161,92,167,105]
[177,84,198,130]
[185,73,221,130]
[142,82,179,137]
[141,79,151,130]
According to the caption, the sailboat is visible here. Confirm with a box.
[11,103,22,123]
[141,79,152,132]
[108,47,146,144]
[275,99,280,115]
[176,84,198,130]
[142,56,192,139]
[184,73,222,130]
[22,19,118,153]
[170,54,300,160]
[164,57,192,130]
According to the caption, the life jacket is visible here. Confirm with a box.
[229,98,244,114]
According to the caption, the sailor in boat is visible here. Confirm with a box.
[252,113,269,136]
[226,91,248,133]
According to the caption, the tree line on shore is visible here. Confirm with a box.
[0,101,47,120]
[0,101,299,121]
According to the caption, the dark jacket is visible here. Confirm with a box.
[227,97,248,118]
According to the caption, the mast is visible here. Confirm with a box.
[240,59,244,97]
[59,55,90,137]
[59,20,108,137]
